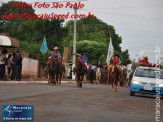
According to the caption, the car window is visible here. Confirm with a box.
[135,68,163,79]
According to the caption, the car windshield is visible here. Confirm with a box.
[135,68,163,79]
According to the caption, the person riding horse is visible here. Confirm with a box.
[49,47,61,60]
[107,55,122,92]
[72,52,88,87]
[72,52,88,72]
[46,47,62,85]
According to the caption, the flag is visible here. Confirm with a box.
[106,37,114,65]
[41,36,48,54]
[119,57,121,65]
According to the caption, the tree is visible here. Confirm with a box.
[75,40,107,63]
[0,1,35,35]
[65,16,131,65]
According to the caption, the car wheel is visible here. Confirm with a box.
[161,95,163,99]
[130,90,135,96]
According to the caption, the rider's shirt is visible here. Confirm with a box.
[49,51,60,59]
[78,57,81,61]
[91,65,96,70]
[113,57,119,65]
[81,56,88,62]
[140,59,149,65]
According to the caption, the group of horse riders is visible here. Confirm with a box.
[45,48,129,90]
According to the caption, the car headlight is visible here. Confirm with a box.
[132,80,140,84]
[158,84,163,87]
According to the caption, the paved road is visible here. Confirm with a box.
[0,83,162,122]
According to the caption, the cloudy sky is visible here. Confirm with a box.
[1,0,163,63]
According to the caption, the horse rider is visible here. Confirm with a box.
[112,55,119,65]
[72,52,88,72]
[97,61,103,75]
[111,55,122,72]
[97,61,103,70]
[49,47,61,60]
[48,47,61,64]
[140,56,149,66]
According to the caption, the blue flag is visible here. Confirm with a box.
[41,37,48,54]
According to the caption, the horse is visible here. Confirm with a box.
[45,63,54,85]
[88,68,96,84]
[75,61,86,87]
[120,68,127,86]
[58,63,65,84]
[46,58,60,85]
[96,67,101,85]
[103,66,108,84]
[107,64,122,92]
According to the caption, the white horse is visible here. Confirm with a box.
[96,67,101,85]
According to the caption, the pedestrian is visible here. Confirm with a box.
[15,51,23,81]
[6,54,14,80]
[91,63,96,82]
[11,53,16,80]
[0,49,7,80]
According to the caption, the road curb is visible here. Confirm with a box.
[0,81,75,84]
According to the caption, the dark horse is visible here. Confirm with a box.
[107,64,122,92]
[120,68,127,86]
[75,61,85,87]
[58,63,65,84]
[46,58,60,85]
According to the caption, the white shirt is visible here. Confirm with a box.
[0,53,6,64]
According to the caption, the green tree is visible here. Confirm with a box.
[0,1,35,35]
[71,40,107,63]
[65,16,131,65]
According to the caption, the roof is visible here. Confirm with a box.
[0,33,20,47]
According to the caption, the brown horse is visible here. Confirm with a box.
[75,61,85,87]
[107,64,122,92]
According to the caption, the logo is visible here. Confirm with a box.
[2,105,33,121]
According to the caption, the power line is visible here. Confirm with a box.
[87,4,163,10]
[82,8,163,21]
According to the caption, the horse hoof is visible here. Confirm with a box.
[80,83,82,88]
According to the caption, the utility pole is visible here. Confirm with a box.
[72,3,77,80]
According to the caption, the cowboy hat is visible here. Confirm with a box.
[143,56,148,58]
[53,47,58,50]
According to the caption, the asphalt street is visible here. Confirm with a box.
[0,82,162,122]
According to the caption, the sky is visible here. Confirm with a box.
[1,0,163,63]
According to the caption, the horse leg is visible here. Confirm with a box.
[49,75,52,85]
[56,74,58,84]
[112,80,114,92]
[115,80,117,92]
[59,73,62,84]
[48,75,50,84]
[53,74,56,85]
[80,75,84,88]
[77,74,80,87]
[112,79,117,92]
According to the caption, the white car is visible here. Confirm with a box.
[130,66,163,97]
